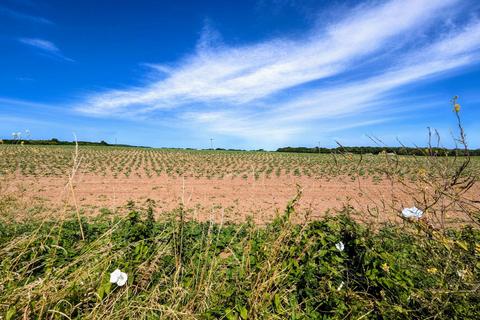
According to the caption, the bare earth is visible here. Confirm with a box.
[8,171,476,225]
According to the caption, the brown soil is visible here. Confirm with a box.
[5,172,477,226]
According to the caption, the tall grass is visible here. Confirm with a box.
[0,203,479,319]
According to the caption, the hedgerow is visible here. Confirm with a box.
[1,203,478,319]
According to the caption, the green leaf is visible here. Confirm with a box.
[274,293,283,313]
[104,281,112,295]
[225,308,237,320]
[97,280,112,300]
[318,250,328,257]
[456,240,468,251]
[238,305,248,319]
[97,284,105,300]
[6,306,16,320]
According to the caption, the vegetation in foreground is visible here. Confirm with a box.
[0,199,479,319]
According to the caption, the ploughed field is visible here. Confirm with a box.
[1,145,479,225]
[1,144,480,319]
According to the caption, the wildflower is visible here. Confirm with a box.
[335,241,345,252]
[381,263,390,272]
[454,103,461,112]
[427,267,438,274]
[336,281,344,291]
[457,269,468,279]
[401,207,423,219]
[110,269,128,286]
[418,168,427,177]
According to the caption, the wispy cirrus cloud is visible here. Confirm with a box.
[0,5,52,24]
[188,22,480,143]
[18,38,74,62]
[74,0,480,145]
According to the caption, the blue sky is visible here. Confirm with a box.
[1,0,480,149]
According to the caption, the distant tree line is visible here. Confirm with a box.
[2,138,478,155]
[276,146,480,156]
[212,148,265,152]
[0,138,139,148]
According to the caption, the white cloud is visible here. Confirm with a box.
[19,38,58,52]
[0,5,52,24]
[73,0,480,145]
[19,38,74,62]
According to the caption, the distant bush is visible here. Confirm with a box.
[277,146,480,156]
[0,138,141,148]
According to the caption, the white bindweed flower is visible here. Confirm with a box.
[336,281,344,291]
[335,241,345,252]
[401,207,423,219]
[110,268,128,286]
